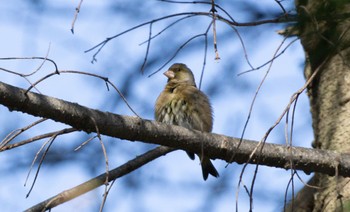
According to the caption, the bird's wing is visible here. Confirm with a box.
[176,85,213,132]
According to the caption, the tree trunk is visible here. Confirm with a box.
[290,0,350,211]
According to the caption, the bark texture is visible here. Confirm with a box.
[2,80,350,176]
[292,0,350,211]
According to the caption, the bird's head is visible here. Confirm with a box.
[164,63,196,86]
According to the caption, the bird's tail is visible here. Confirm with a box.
[200,156,219,181]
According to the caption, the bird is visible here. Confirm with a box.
[155,63,219,180]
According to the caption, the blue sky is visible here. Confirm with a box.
[0,1,313,211]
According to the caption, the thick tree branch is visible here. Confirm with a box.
[1,80,350,177]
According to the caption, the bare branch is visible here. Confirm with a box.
[140,23,153,73]
[0,80,350,178]
[74,135,98,151]
[210,0,220,60]
[198,22,211,90]
[0,57,59,74]
[90,117,110,212]
[25,134,57,198]
[22,69,139,117]
[0,128,76,152]
[71,0,84,34]
[274,0,287,14]
[138,15,196,46]
[0,118,48,148]
[85,11,296,62]
[25,146,175,212]
[238,38,299,76]
[148,33,207,77]
[242,35,292,211]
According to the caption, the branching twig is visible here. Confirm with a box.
[148,33,207,77]
[283,94,300,208]
[247,36,294,210]
[84,13,211,62]
[232,37,291,167]
[0,56,139,118]
[23,69,139,117]
[238,51,332,211]
[238,38,299,76]
[0,55,58,93]
[0,57,59,75]
[0,118,48,148]
[234,35,300,211]
[0,128,76,152]
[284,170,297,211]
[85,11,296,62]
[139,15,196,46]
[274,0,287,14]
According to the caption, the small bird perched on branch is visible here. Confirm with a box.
[155,63,219,180]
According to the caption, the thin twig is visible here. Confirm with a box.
[85,11,296,62]
[198,22,212,90]
[234,35,295,211]
[283,94,300,209]
[25,70,139,117]
[90,117,110,212]
[85,13,211,62]
[228,25,255,70]
[148,33,207,77]
[0,56,59,75]
[274,0,287,14]
[0,118,48,148]
[284,170,296,211]
[25,135,57,198]
[247,36,299,211]
[241,53,330,211]
[232,38,290,166]
[139,15,196,46]
[140,23,153,73]
[0,55,58,93]
[26,43,52,77]
[211,0,220,60]
[71,0,84,34]
[238,38,299,76]
[0,128,76,152]
[74,135,98,151]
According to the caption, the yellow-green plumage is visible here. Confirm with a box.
[155,63,219,180]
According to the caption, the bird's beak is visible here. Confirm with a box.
[163,70,175,79]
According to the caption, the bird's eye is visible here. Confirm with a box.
[174,68,180,72]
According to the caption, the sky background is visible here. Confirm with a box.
[0,1,314,211]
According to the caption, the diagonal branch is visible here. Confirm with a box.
[25,146,175,212]
[1,80,350,177]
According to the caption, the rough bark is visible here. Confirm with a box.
[290,0,350,211]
